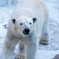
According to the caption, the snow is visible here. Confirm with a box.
[0,0,17,7]
[0,0,59,59]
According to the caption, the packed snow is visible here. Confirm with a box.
[0,0,59,59]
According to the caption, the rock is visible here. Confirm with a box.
[53,54,59,59]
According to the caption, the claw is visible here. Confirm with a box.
[39,38,48,45]
[15,54,25,59]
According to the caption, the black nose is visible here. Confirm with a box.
[23,28,30,35]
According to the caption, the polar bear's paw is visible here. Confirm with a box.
[39,37,48,45]
[15,54,25,59]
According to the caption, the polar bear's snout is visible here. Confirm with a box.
[23,28,30,35]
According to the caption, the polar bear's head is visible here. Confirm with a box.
[11,16,37,36]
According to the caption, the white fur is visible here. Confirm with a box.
[1,0,49,59]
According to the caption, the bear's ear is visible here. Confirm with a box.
[33,18,37,23]
[12,19,16,24]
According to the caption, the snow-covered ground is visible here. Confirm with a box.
[0,0,59,59]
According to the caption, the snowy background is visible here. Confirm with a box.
[0,0,59,59]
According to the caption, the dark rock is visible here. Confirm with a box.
[53,54,59,59]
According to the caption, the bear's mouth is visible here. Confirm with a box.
[23,29,30,35]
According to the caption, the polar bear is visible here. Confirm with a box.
[1,0,49,59]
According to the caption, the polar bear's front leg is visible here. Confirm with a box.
[1,37,19,59]
[14,41,26,59]
[26,44,36,59]
[15,41,37,59]
[40,20,49,45]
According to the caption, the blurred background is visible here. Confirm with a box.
[0,0,59,7]
[0,0,17,7]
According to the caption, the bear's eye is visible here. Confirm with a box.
[20,23,23,25]
[30,22,32,25]
[33,18,37,23]
[12,19,16,24]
